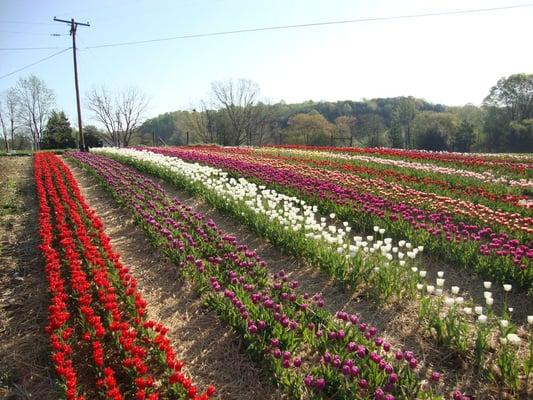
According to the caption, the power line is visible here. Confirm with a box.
[0,46,66,51]
[0,47,71,80]
[0,20,55,25]
[0,30,61,36]
[84,3,533,50]
[0,4,530,52]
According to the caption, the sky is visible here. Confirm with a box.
[0,0,532,127]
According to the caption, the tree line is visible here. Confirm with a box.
[0,75,104,151]
[138,74,532,153]
[1,73,531,153]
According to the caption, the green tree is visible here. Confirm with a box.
[452,120,475,152]
[334,115,356,146]
[355,114,386,147]
[388,116,403,148]
[484,73,533,121]
[507,119,533,152]
[483,73,533,152]
[285,113,334,145]
[82,125,104,148]
[412,111,458,151]
[395,97,417,148]
[41,111,75,149]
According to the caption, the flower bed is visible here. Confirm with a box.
[265,145,533,179]
[253,147,532,211]
[92,147,533,395]
[35,152,214,400]
[133,146,533,292]
[69,151,445,399]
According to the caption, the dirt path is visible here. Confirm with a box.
[66,160,282,400]
[95,159,532,399]
[0,156,58,400]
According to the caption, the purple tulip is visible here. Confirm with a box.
[315,377,326,392]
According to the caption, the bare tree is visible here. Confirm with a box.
[15,75,55,150]
[211,78,264,146]
[0,103,8,152]
[183,101,218,144]
[2,89,19,151]
[86,87,148,147]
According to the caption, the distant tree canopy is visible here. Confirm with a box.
[285,113,334,146]
[134,74,532,153]
[482,73,533,152]
[82,125,104,148]
[41,110,75,149]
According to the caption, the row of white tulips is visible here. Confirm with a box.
[94,147,423,271]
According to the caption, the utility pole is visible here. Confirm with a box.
[54,17,90,151]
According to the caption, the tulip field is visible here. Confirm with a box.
[1,146,532,400]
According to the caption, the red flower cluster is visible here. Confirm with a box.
[266,144,532,175]
[35,152,215,400]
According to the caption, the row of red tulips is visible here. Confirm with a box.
[35,152,215,400]
[266,145,533,177]
[252,147,531,213]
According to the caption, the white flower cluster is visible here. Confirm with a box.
[94,147,421,267]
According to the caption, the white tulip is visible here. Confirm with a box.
[506,333,520,345]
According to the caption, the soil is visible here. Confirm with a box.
[66,160,284,400]
[0,156,59,400]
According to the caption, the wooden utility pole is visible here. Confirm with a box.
[54,17,90,151]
